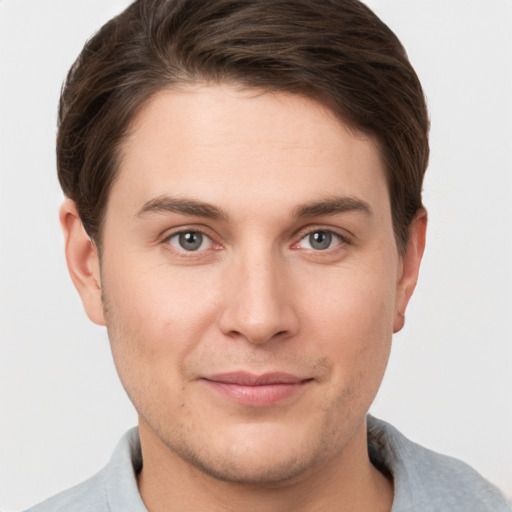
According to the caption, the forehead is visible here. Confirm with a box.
[112,85,388,218]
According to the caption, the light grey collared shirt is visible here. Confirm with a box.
[25,416,511,512]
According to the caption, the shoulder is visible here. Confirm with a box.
[368,416,511,512]
[23,470,108,512]
[24,428,146,512]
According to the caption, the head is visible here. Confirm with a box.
[58,0,428,255]
[59,0,428,491]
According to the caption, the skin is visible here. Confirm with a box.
[61,85,426,512]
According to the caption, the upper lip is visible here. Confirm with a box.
[203,372,308,386]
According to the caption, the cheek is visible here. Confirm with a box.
[300,262,396,380]
[303,258,396,330]
[104,250,217,327]
[101,256,221,381]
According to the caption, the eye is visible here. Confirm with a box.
[167,231,213,252]
[297,230,344,251]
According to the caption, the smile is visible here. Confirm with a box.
[201,372,313,406]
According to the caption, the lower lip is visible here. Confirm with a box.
[202,380,309,406]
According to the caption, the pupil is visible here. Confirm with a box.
[179,232,202,251]
[310,231,331,250]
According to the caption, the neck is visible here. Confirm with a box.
[137,419,393,512]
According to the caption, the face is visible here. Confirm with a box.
[65,85,425,485]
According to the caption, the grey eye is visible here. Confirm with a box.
[308,231,332,250]
[179,232,203,251]
[169,231,209,251]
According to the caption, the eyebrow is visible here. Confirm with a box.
[135,196,228,220]
[135,195,371,221]
[293,196,372,218]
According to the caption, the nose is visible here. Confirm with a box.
[217,250,299,345]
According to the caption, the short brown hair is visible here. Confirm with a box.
[57,0,429,252]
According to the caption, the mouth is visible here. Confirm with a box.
[201,372,313,406]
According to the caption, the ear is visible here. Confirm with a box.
[60,199,106,326]
[393,209,427,333]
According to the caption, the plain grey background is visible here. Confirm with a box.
[1,1,511,510]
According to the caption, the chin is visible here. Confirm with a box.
[177,443,318,486]
[161,420,335,487]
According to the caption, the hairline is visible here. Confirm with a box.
[89,82,408,253]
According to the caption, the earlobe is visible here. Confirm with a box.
[393,209,427,333]
[60,199,106,326]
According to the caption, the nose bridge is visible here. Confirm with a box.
[219,244,297,344]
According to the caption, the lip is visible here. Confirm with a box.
[201,372,312,406]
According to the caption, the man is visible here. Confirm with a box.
[24,0,509,511]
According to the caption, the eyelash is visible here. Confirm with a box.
[162,226,350,257]
[163,228,219,257]
[293,229,348,252]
